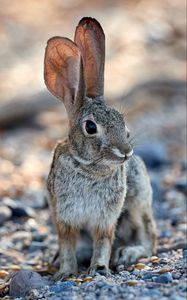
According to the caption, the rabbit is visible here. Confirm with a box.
[44,17,157,280]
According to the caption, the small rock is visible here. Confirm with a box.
[116,264,124,272]
[32,232,47,242]
[143,273,154,281]
[142,273,159,282]
[119,271,130,280]
[0,270,9,279]
[9,265,21,271]
[50,281,75,293]
[132,269,140,276]
[12,231,32,244]
[159,229,172,238]
[74,278,84,283]
[9,270,45,298]
[171,216,179,227]
[146,21,172,46]
[158,268,173,274]
[2,197,35,218]
[150,256,160,263]
[95,279,106,288]
[83,276,93,282]
[172,272,181,280]
[174,178,187,195]
[134,263,146,270]
[0,205,12,224]
[29,241,48,252]
[171,296,186,300]
[159,258,168,265]
[154,272,173,284]
[27,289,40,299]
[181,285,187,293]
[126,280,139,286]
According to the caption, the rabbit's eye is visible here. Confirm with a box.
[85,120,97,135]
[127,131,130,138]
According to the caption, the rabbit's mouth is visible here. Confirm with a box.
[95,148,133,167]
[111,148,134,163]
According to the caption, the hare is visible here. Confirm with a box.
[44,17,157,280]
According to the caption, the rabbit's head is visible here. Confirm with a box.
[44,17,133,167]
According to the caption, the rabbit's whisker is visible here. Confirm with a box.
[92,154,106,165]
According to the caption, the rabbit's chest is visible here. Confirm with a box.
[54,157,126,229]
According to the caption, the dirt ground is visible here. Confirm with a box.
[0,1,186,299]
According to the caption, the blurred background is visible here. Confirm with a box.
[0,0,186,273]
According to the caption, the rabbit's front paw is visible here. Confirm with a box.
[113,245,149,268]
[53,268,77,281]
[88,264,110,277]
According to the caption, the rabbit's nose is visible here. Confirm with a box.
[125,148,134,158]
[120,143,133,157]
[112,144,133,159]
[123,145,133,160]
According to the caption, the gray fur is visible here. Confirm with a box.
[47,99,157,278]
[45,17,157,279]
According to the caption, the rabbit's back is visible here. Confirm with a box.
[48,140,127,231]
[47,140,68,198]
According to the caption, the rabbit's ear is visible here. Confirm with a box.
[44,37,85,120]
[74,17,105,98]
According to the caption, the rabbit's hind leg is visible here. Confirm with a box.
[112,204,157,268]
[112,156,157,268]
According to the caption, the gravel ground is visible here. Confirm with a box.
[0,1,186,299]
[0,87,186,299]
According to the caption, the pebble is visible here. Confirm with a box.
[154,272,173,284]
[160,229,172,238]
[0,206,12,225]
[172,272,181,280]
[29,241,48,252]
[132,269,140,276]
[134,263,146,270]
[150,256,160,263]
[143,287,161,296]
[12,231,32,243]
[143,273,154,281]
[171,296,186,300]
[9,270,45,298]
[32,232,47,242]
[0,270,9,279]
[126,280,139,286]
[116,264,124,272]
[83,276,93,282]
[2,197,35,218]
[158,268,173,274]
[159,258,169,265]
[50,281,75,293]
[27,289,40,299]
[119,271,131,281]
[95,279,106,288]
[174,178,187,195]
[10,265,21,271]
